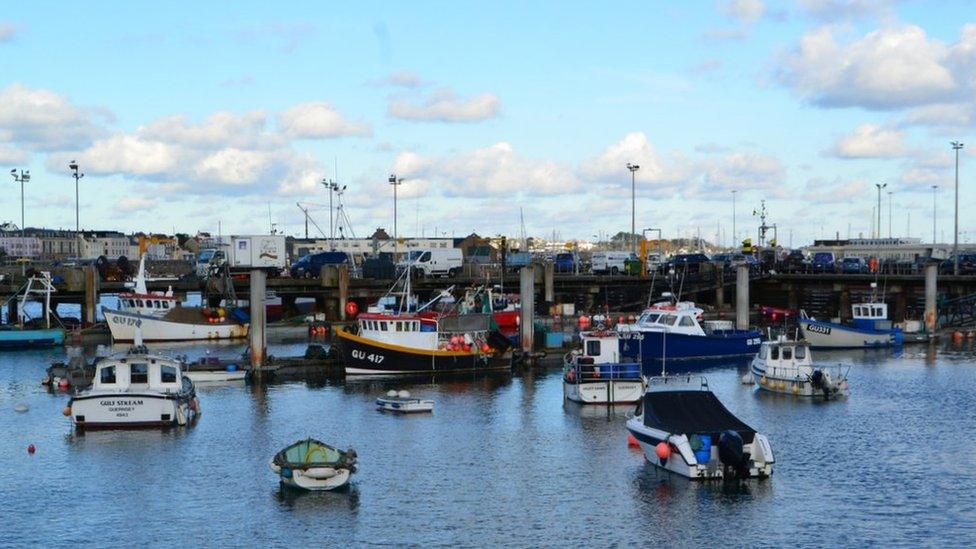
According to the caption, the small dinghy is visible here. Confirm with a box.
[751,335,850,398]
[376,390,434,413]
[269,438,357,491]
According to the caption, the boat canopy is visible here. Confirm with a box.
[642,390,756,443]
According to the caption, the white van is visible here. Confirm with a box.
[399,248,463,277]
[591,251,634,275]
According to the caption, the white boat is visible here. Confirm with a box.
[66,345,200,429]
[563,330,644,404]
[183,358,248,383]
[625,375,774,480]
[376,390,434,413]
[103,307,248,342]
[117,254,181,318]
[799,294,903,348]
[269,438,357,491]
[750,335,849,398]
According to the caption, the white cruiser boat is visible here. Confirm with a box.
[626,375,774,480]
[563,330,644,404]
[376,390,434,413]
[750,335,849,398]
[66,345,200,429]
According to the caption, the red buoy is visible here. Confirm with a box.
[627,433,640,448]
[58,378,69,390]
[345,301,359,317]
[655,442,671,460]
[578,316,590,329]
[27,444,35,455]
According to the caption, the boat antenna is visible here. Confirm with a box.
[645,268,658,309]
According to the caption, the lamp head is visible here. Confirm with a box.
[69,161,78,171]
[388,174,396,183]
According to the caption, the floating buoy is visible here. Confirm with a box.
[481,344,490,353]
[617,316,625,325]
[655,442,671,460]
[953,331,964,343]
[578,316,590,329]
[14,403,28,413]
[345,301,359,317]
[791,384,800,395]
[58,378,70,390]
[627,433,640,448]
[27,444,35,455]
[741,374,753,384]
[62,405,72,417]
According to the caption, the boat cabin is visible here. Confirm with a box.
[624,302,707,336]
[120,294,180,316]
[579,332,621,364]
[851,302,892,331]
[358,313,440,350]
[755,337,811,368]
[92,352,187,394]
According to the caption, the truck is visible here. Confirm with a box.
[398,248,463,278]
[591,251,634,275]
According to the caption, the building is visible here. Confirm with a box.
[290,228,456,260]
[802,237,975,262]
[1,227,80,260]
[77,231,138,260]
[0,236,41,258]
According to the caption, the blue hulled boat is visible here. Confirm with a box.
[1,273,65,350]
[615,301,761,369]
[799,301,903,348]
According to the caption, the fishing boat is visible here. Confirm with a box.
[615,298,762,366]
[269,438,357,491]
[376,390,434,413]
[65,342,200,429]
[334,267,508,375]
[0,272,65,349]
[116,254,181,318]
[103,307,248,342]
[626,375,775,480]
[563,330,644,404]
[799,297,903,348]
[750,335,850,398]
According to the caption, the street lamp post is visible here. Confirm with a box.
[389,174,404,257]
[888,191,893,239]
[932,185,938,244]
[951,141,964,275]
[627,163,640,254]
[68,161,84,231]
[874,182,887,239]
[10,169,29,238]
[321,178,340,246]
[731,189,737,249]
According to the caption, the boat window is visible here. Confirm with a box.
[136,299,144,307]
[128,299,136,307]
[873,307,882,317]
[130,363,149,384]
[678,316,695,327]
[585,340,600,356]
[661,315,677,326]
[782,347,793,360]
[100,366,117,384]
[795,345,806,359]
[770,346,780,360]
[380,322,388,331]
[759,345,768,359]
[853,306,861,316]
[162,301,169,309]
[154,300,161,308]
[160,365,177,383]
[395,322,402,332]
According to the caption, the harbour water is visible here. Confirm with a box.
[2,342,976,546]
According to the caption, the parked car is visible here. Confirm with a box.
[398,248,463,278]
[840,257,869,274]
[811,252,836,273]
[940,253,976,275]
[665,253,711,274]
[554,252,578,273]
[782,250,808,272]
[290,251,350,278]
[504,251,533,272]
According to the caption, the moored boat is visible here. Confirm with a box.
[799,300,903,348]
[376,390,434,413]
[269,438,357,491]
[625,375,774,480]
[750,335,849,398]
[563,330,644,404]
[0,272,65,349]
[66,344,200,429]
[103,307,248,342]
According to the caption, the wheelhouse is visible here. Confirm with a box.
[92,354,186,393]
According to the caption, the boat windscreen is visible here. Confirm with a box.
[642,390,756,443]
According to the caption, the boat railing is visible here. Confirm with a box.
[646,373,708,390]
[567,361,642,381]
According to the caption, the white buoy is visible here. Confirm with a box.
[740,374,753,385]
[397,390,410,398]
[386,390,397,397]
[14,403,29,413]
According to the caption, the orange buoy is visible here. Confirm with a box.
[578,316,590,329]
[481,344,490,353]
[62,405,72,417]
[58,378,69,390]
[953,331,964,343]
[627,433,640,448]
[345,301,359,317]
[654,442,671,460]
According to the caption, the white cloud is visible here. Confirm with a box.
[796,0,895,22]
[829,123,909,158]
[61,134,179,176]
[371,70,425,88]
[777,25,974,110]
[0,144,29,164]
[723,0,765,25]
[388,88,501,123]
[0,83,107,150]
[392,142,579,197]
[277,102,372,138]
[700,152,787,195]
[579,132,692,190]
[115,197,159,212]
[0,22,16,42]
[898,152,953,189]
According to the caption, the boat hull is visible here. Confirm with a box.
[69,392,197,429]
[104,308,248,342]
[750,361,849,398]
[618,330,762,367]
[563,379,644,404]
[335,328,505,375]
[375,398,435,413]
[799,318,901,348]
[0,327,65,349]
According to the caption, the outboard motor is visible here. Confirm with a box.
[718,430,750,478]
[811,369,830,398]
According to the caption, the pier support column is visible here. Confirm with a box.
[544,261,554,304]
[925,262,938,334]
[338,264,349,321]
[83,265,98,328]
[736,264,749,330]
[249,269,267,372]
[520,266,535,354]
[713,262,725,309]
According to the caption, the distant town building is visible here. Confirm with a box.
[77,231,138,259]
[802,237,974,262]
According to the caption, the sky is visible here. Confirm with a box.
[1,0,975,247]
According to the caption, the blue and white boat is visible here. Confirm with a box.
[0,273,65,349]
[563,330,644,404]
[615,301,762,368]
[799,301,903,349]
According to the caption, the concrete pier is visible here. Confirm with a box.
[736,264,749,330]
[713,262,725,309]
[544,261,554,303]
[925,262,938,334]
[338,264,349,321]
[83,265,98,327]
[249,269,267,371]
[520,266,535,353]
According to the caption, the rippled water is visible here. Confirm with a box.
[2,341,976,546]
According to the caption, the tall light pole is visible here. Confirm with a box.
[731,189,737,249]
[10,169,29,237]
[887,190,893,239]
[321,178,340,245]
[389,174,404,257]
[951,141,964,275]
[874,182,886,239]
[931,185,938,244]
[68,161,84,232]
[627,163,639,254]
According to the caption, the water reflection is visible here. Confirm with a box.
[274,484,361,514]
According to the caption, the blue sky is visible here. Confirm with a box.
[1,1,975,246]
